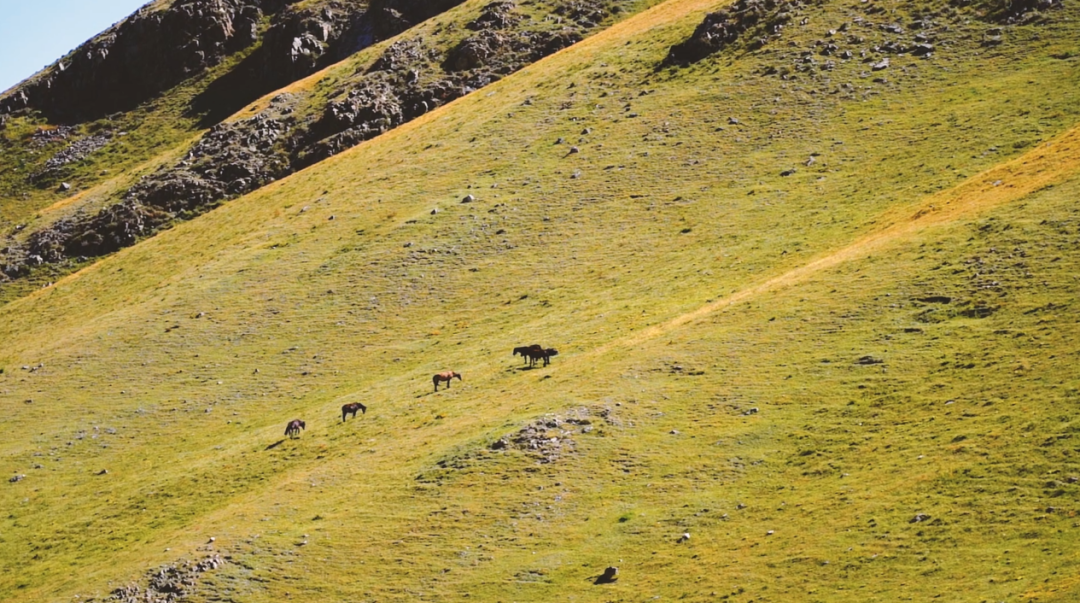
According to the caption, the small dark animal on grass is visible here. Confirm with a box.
[433,371,462,391]
[513,344,543,365]
[515,344,558,367]
[285,419,306,438]
[341,402,367,421]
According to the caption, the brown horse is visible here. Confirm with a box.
[513,344,543,365]
[285,419,305,438]
[341,402,366,422]
[433,371,462,391]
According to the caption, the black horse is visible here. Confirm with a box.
[341,402,367,421]
[285,419,306,438]
[513,344,543,365]
[514,345,558,367]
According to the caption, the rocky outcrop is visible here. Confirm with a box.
[666,0,821,65]
[130,93,297,212]
[258,2,363,87]
[107,554,226,603]
[0,0,298,122]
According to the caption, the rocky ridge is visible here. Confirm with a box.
[1,0,636,281]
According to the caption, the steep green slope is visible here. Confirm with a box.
[0,0,663,301]
[0,0,1078,601]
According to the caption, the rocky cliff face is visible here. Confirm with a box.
[0,0,298,122]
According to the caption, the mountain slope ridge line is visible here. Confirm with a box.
[592,124,1080,356]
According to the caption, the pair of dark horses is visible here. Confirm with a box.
[513,344,559,367]
[283,402,366,439]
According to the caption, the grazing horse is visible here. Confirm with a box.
[285,419,306,438]
[433,371,462,392]
[341,402,367,422]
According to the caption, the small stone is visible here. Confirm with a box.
[9,474,25,483]
[430,208,438,215]
[910,513,931,523]
[58,182,71,192]
[766,530,775,535]
[728,117,739,125]
[678,532,690,542]
[871,58,889,71]
[462,194,475,203]
[780,168,797,177]
[568,146,579,154]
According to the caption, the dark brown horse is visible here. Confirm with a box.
[341,402,366,422]
[433,371,462,391]
[516,345,558,367]
[285,419,305,438]
[513,344,543,365]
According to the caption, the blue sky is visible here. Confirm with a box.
[0,0,151,94]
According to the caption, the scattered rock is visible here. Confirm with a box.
[910,513,931,523]
[105,554,226,603]
[462,194,475,203]
[677,532,690,543]
[489,408,594,463]
[780,168,797,176]
[871,57,889,71]
[9,474,25,483]
[854,355,884,365]
[57,182,72,192]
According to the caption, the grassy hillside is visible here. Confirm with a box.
[1,0,1079,601]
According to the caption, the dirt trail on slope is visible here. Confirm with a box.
[596,125,1080,355]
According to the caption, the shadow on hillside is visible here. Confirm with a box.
[187,50,284,128]
[264,439,286,451]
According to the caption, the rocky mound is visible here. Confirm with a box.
[106,554,226,603]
